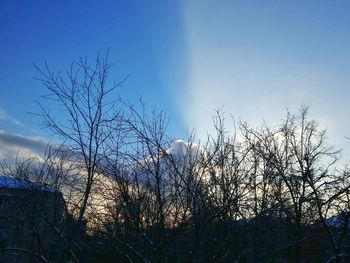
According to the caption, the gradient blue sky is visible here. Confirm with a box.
[1,0,350,160]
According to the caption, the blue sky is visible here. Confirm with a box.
[1,0,350,161]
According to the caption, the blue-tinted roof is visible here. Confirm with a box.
[0,175,53,192]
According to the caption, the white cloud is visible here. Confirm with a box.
[0,107,24,127]
[0,130,50,163]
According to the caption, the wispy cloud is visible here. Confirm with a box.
[0,108,24,127]
[0,130,50,162]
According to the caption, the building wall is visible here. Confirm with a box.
[0,186,67,263]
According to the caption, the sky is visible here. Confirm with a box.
[0,0,350,162]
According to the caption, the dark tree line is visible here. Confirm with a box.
[0,54,349,263]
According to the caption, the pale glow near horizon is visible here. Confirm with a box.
[179,1,349,159]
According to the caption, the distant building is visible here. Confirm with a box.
[0,175,67,263]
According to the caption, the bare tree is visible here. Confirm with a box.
[34,52,127,239]
[240,106,350,263]
[0,147,82,263]
[4,48,350,262]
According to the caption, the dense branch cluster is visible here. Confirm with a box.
[0,55,349,263]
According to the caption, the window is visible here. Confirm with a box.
[0,196,12,210]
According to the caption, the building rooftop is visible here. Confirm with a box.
[0,175,54,192]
